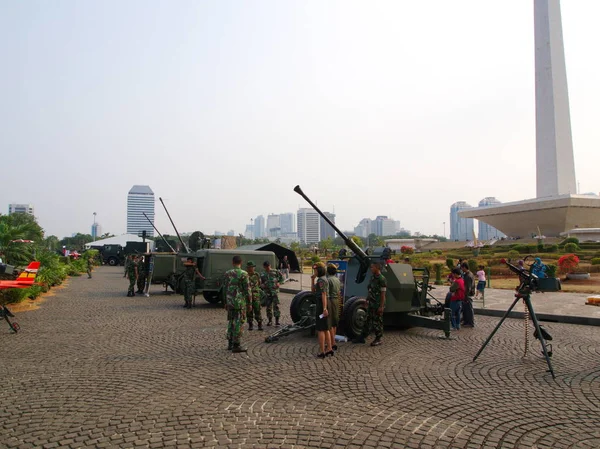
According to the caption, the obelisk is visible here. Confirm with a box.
[535,0,577,198]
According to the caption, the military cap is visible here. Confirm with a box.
[246,260,256,267]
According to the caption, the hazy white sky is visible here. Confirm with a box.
[1,1,598,238]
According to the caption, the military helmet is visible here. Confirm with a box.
[263,260,271,267]
[246,260,256,267]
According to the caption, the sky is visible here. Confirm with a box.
[1,0,599,239]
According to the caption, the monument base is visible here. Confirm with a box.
[459,195,600,238]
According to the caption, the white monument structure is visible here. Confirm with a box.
[460,0,600,237]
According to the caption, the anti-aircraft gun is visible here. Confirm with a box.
[276,185,451,341]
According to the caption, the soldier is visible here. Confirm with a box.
[260,260,284,326]
[136,256,147,294]
[182,257,205,309]
[224,255,250,353]
[87,256,94,279]
[123,254,131,278]
[326,263,341,350]
[354,262,387,346]
[246,260,263,331]
[311,262,331,358]
[126,255,138,297]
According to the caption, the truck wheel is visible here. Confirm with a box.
[108,257,118,266]
[341,296,368,339]
[290,291,316,323]
[203,291,221,304]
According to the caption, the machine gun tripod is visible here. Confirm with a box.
[1,305,20,333]
[473,259,560,379]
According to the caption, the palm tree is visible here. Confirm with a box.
[0,213,44,265]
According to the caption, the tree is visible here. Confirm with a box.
[558,254,579,274]
[319,237,333,254]
[44,235,60,252]
[351,235,363,248]
[0,213,44,264]
[60,233,94,251]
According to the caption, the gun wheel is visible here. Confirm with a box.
[9,321,20,333]
[341,296,367,339]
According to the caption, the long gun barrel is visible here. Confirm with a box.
[293,185,371,283]
[159,198,190,253]
[143,212,176,253]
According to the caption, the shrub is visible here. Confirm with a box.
[564,243,579,253]
[310,255,321,264]
[546,244,559,253]
[433,263,443,285]
[508,250,519,259]
[558,254,579,274]
[468,259,478,274]
[591,258,600,265]
[546,264,557,278]
[0,288,29,305]
[561,237,580,246]
[446,258,454,271]
[400,246,414,254]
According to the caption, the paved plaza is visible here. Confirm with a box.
[1,266,600,449]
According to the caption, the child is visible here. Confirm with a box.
[475,265,486,299]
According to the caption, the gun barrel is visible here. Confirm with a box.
[143,212,175,253]
[159,197,190,253]
[293,185,368,260]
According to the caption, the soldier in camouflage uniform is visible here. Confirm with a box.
[87,256,94,279]
[355,262,387,346]
[182,257,205,309]
[126,255,138,297]
[225,255,250,353]
[246,260,263,331]
[260,260,284,326]
[136,256,146,294]
[123,254,131,278]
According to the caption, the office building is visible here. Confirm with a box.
[279,213,295,234]
[91,223,102,240]
[267,214,280,236]
[8,204,34,215]
[478,198,506,240]
[297,208,320,244]
[450,202,474,241]
[320,212,336,241]
[254,215,265,238]
[354,218,372,238]
[126,185,155,237]
[244,224,255,240]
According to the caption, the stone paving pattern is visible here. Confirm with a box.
[1,267,599,448]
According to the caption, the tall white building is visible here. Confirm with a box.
[354,218,372,238]
[297,208,320,244]
[254,215,265,238]
[279,213,295,234]
[127,185,155,237]
[267,214,281,236]
[8,204,34,215]
[91,223,102,240]
[478,198,506,240]
[450,202,474,241]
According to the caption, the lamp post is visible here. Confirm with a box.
[93,212,97,241]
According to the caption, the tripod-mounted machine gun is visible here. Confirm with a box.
[473,257,561,379]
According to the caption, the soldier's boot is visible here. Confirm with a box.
[275,317,280,327]
[353,334,367,344]
[227,339,233,351]
[267,319,272,326]
[257,322,263,331]
[232,344,247,353]
[370,337,383,347]
[248,322,254,331]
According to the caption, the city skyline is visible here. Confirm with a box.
[2,1,598,239]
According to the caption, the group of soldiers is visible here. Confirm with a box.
[123,254,147,297]
[224,257,284,352]
[312,261,387,358]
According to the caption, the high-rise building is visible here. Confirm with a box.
[478,198,506,240]
[297,208,320,244]
[91,223,102,240]
[127,185,155,237]
[354,218,372,238]
[372,216,398,237]
[320,212,336,241]
[450,202,474,241]
[8,204,34,215]
[254,215,265,238]
[244,224,255,239]
[267,214,281,236]
[279,213,295,234]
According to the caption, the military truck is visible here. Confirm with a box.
[96,242,150,266]
[287,186,450,340]
[144,249,278,304]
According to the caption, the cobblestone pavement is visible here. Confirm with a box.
[1,267,599,449]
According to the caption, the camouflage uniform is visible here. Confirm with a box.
[261,269,284,324]
[123,256,130,278]
[87,257,93,279]
[327,274,341,327]
[126,260,137,296]
[225,268,250,347]
[182,265,197,308]
[136,258,146,293]
[246,268,263,329]
[362,273,387,340]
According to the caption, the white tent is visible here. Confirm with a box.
[85,234,147,249]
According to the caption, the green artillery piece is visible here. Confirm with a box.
[265,185,451,342]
